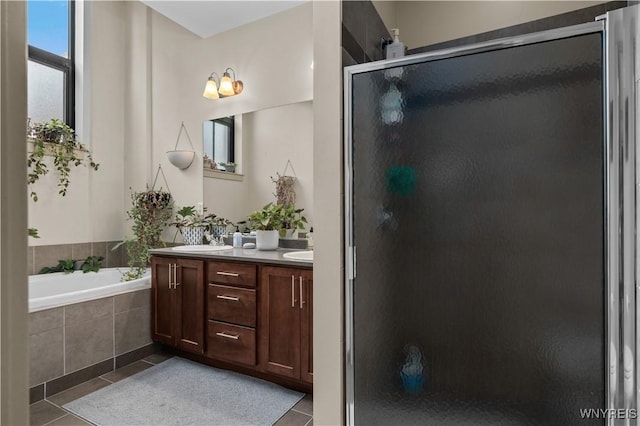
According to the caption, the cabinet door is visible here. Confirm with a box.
[300,269,313,384]
[260,266,301,379]
[151,257,175,345]
[175,258,205,354]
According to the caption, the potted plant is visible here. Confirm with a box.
[278,205,307,238]
[210,215,235,238]
[247,203,283,250]
[117,187,174,281]
[27,118,99,202]
[172,206,213,245]
[219,162,236,173]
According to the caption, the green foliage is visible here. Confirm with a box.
[119,188,173,280]
[279,204,307,231]
[171,206,233,231]
[28,228,40,238]
[27,118,99,202]
[247,203,307,233]
[247,203,284,231]
[39,259,75,274]
[80,256,104,273]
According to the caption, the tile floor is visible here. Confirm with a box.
[30,353,313,426]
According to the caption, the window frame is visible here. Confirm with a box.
[27,0,75,128]
[211,116,235,164]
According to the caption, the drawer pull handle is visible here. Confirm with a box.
[217,271,240,277]
[216,295,240,301]
[216,332,239,340]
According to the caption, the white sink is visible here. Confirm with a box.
[283,251,314,262]
[172,245,233,252]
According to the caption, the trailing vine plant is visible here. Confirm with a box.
[27,118,99,202]
[117,187,173,281]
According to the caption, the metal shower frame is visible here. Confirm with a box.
[344,5,640,425]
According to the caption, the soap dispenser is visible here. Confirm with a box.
[233,226,243,248]
[386,28,405,60]
[307,227,314,250]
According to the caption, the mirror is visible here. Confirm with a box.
[203,100,314,231]
[203,116,235,171]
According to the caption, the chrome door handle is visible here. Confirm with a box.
[174,265,180,287]
[216,295,240,301]
[216,332,239,340]
[299,276,304,309]
[168,264,172,289]
[217,271,239,277]
[291,275,295,307]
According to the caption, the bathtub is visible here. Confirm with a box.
[29,268,151,312]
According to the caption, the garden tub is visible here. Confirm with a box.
[29,268,151,313]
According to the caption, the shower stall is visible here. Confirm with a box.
[345,5,639,426]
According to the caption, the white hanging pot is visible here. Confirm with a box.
[166,150,195,169]
[166,122,196,170]
[256,230,279,251]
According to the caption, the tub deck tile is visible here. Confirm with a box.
[29,308,63,335]
[30,328,64,387]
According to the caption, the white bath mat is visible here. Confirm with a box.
[64,357,305,425]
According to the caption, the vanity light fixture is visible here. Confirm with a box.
[203,68,243,99]
[203,73,220,100]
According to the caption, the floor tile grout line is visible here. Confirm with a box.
[140,359,156,366]
[291,408,313,416]
[304,417,313,426]
[40,412,69,426]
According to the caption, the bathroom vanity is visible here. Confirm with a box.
[149,248,313,392]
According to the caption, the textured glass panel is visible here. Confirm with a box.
[28,60,64,123]
[351,33,604,425]
[28,0,69,57]
[214,122,230,164]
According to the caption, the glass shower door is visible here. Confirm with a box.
[346,29,605,425]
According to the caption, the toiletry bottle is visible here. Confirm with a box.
[233,226,243,248]
[386,28,405,60]
[307,227,314,250]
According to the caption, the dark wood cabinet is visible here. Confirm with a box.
[152,254,312,389]
[206,260,258,367]
[151,257,204,355]
[259,266,313,384]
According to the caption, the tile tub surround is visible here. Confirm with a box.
[29,240,126,275]
[29,289,154,402]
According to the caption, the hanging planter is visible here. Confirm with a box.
[271,160,297,206]
[166,121,195,169]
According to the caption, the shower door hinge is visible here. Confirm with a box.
[348,246,356,280]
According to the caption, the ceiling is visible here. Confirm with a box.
[141,1,308,39]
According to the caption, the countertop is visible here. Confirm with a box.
[149,247,313,268]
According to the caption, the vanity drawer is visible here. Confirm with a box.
[208,261,256,288]
[207,284,256,327]
[206,320,256,366]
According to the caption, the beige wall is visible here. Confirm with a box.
[149,3,313,240]
[374,1,604,49]
[29,1,128,246]
[244,101,314,225]
[313,0,343,424]
[29,2,314,245]
[0,1,29,423]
